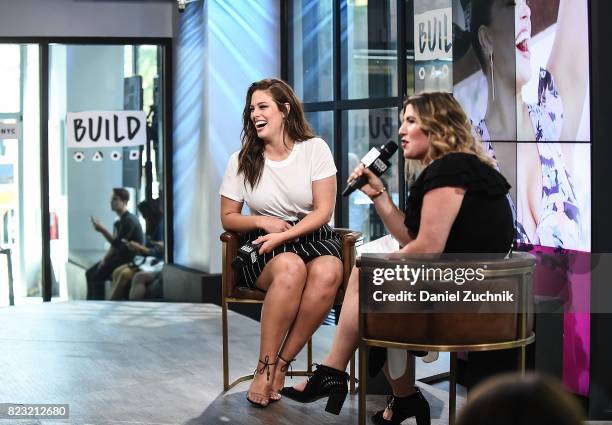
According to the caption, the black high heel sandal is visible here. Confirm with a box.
[280,363,348,415]
[246,355,276,408]
[269,354,296,403]
[371,387,430,425]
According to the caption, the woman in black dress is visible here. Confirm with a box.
[281,91,514,424]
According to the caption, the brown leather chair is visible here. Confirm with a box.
[356,252,536,425]
[221,228,362,392]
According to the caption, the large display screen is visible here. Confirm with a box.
[447,0,591,397]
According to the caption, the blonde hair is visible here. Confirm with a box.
[403,91,495,184]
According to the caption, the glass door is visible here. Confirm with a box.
[0,44,42,307]
[48,43,166,301]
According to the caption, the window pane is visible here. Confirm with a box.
[406,0,415,95]
[289,0,334,102]
[0,45,21,113]
[344,108,399,242]
[341,0,398,99]
[413,0,453,93]
[0,44,41,306]
[305,110,334,154]
[137,45,158,115]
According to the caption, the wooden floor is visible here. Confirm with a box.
[0,300,499,425]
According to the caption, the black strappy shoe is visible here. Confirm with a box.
[280,363,348,415]
[246,355,276,408]
[371,387,430,425]
[269,354,296,402]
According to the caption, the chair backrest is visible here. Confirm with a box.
[358,252,535,346]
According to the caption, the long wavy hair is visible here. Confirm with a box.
[238,79,315,188]
[403,91,495,184]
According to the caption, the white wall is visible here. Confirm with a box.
[0,0,173,38]
[173,0,280,272]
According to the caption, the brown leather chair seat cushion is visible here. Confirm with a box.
[364,312,518,346]
[230,286,266,301]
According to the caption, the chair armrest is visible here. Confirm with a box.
[335,228,361,245]
[335,228,362,291]
[220,232,240,298]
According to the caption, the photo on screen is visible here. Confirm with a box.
[516,142,591,252]
[516,0,590,142]
[452,0,517,140]
[489,141,517,202]
[452,0,590,142]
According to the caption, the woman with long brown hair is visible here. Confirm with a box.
[283,91,515,424]
[220,79,343,407]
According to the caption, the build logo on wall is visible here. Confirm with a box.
[66,111,146,163]
[414,0,453,92]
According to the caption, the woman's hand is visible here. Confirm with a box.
[348,164,385,199]
[256,216,292,233]
[253,233,288,255]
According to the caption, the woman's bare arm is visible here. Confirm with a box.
[220,197,259,233]
[547,0,589,140]
[400,186,466,253]
[371,191,414,246]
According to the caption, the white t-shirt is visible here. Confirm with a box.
[219,137,336,221]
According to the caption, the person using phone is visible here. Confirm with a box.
[85,188,144,300]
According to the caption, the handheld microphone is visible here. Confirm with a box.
[231,241,262,270]
[342,140,398,197]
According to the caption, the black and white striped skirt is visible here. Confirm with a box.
[237,222,342,290]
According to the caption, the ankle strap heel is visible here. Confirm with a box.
[277,354,296,376]
[280,363,349,415]
[371,387,430,425]
[254,355,276,381]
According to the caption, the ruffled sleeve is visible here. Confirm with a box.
[420,152,510,195]
[403,153,510,234]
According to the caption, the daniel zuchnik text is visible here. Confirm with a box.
[372,290,514,303]
[370,265,514,303]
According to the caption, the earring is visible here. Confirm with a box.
[489,52,495,102]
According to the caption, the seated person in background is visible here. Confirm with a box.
[128,240,165,300]
[457,373,584,425]
[86,187,144,300]
[109,198,164,301]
